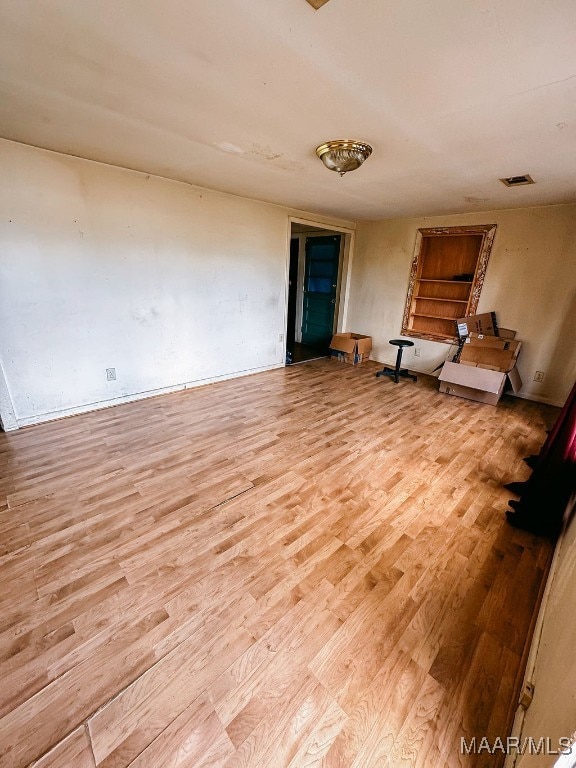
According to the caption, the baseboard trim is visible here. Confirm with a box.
[15,363,284,429]
[369,359,564,407]
[8,360,565,430]
[510,391,564,407]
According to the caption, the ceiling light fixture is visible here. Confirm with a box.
[315,140,373,177]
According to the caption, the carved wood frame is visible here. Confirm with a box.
[401,224,497,343]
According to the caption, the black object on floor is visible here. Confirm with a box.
[523,455,539,469]
[376,339,417,384]
[503,480,528,495]
[505,509,562,539]
[504,378,576,538]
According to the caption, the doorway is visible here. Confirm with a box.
[286,224,345,365]
[301,235,341,347]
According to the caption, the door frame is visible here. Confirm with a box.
[301,233,342,347]
[285,217,355,357]
[0,357,18,431]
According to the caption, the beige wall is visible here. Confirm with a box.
[347,207,576,405]
[0,139,353,427]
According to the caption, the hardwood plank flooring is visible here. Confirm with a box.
[0,360,557,768]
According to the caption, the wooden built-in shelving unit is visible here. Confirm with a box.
[402,225,497,343]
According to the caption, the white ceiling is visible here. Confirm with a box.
[1,0,575,220]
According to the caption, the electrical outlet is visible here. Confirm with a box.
[414,347,420,357]
[533,371,545,382]
[106,368,116,381]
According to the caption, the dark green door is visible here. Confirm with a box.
[301,235,341,348]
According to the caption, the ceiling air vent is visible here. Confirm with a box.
[500,174,535,187]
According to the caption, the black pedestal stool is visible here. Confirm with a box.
[376,339,417,384]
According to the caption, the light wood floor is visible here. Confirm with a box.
[0,360,557,768]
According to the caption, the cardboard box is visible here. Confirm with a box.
[329,332,372,365]
[456,312,498,338]
[443,316,523,404]
[460,333,521,373]
[438,360,522,406]
[439,363,506,405]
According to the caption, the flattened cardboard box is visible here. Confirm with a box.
[456,312,497,338]
[439,360,522,406]
[329,333,372,365]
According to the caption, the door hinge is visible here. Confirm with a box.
[519,681,535,710]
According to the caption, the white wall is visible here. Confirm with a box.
[347,207,576,405]
[0,140,353,426]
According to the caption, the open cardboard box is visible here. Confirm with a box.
[329,332,372,365]
[439,329,523,405]
[461,332,521,370]
[439,361,522,405]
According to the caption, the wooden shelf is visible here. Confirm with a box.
[402,226,496,343]
[412,313,459,321]
[409,329,458,341]
[414,296,468,304]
